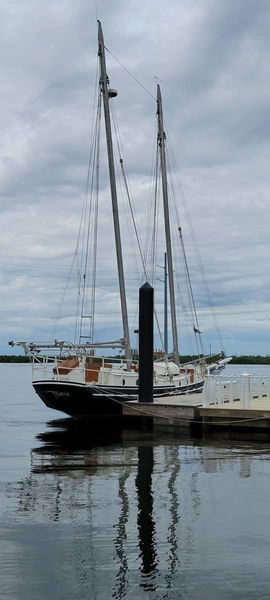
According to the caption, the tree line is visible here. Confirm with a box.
[1,354,270,364]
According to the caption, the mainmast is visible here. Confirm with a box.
[98,21,132,363]
[157,84,179,365]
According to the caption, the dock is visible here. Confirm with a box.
[122,387,270,434]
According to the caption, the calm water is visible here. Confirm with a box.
[1,363,270,599]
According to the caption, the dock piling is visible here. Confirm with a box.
[138,282,154,403]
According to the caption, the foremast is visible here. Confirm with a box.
[98,21,132,364]
[157,85,179,366]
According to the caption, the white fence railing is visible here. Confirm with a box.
[202,373,270,408]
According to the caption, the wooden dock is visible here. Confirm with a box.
[122,393,270,434]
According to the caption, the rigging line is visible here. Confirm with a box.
[172,242,197,342]
[90,93,101,344]
[78,55,100,260]
[104,46,156,101]
[107,101,143,336]
[147,144,167,350]
[171,249,200,356]
[175,271,201,357]
[167,159,204,355]
[143,129,156,279]
[74,264,82,345]
[110,104,146,344]
[79,99,99,340]
[81,92,102,344]
[79,54,100,261]
[178,227,204,356]
[124,132,164,350]
[151,147,159,285]
[152,152,173,351]
[165,129,225,353]
[50,251,78,343]
[77,127,100,339]
[119,160,142,284]
[108,99,168,356]
[111,100,157,293]
[50,60,100,343]
[74,58,100,341]
[90,90,102,339]
[111,124,165,352]
[167,142,224,351]
[50,207,95,343]
[79,92,102,342]
[151,126,160,284]
[109,97,146,284]
[162,144,202,357]
[110,103,142,282]
[110,104,165,351]
[143,119,158,282]
[116,152,142,292]
[175,279,198,356]
[145,136,159,285]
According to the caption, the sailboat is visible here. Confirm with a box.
[9,22,226,418]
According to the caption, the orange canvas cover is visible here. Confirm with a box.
[53,357,79,375]
[180,367,194,383]
[85,363,112,382]
[85,363,101,382]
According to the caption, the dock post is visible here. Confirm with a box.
[139,282,154,403]
[202,374,216,406]
[241,372,251,408]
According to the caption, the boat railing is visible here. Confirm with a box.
[31,355,57,381]
[202,372,270,408]
[31,353,139,382]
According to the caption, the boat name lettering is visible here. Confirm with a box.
[49,391,70,398]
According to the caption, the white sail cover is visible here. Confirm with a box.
[153,361,180,376]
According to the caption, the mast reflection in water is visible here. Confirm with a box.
[136,446,157,590]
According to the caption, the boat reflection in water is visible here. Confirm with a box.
[9,419,270,599]
[34,420,165,595]
[10,419,193,597]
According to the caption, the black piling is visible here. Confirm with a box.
[139,282,154,403]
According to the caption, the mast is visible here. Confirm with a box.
[98,21,132,363]
[164,252,168,354]
[157,84,179,365]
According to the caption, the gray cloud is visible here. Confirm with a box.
[2,0,270,356]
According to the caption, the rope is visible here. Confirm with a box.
[79,90,101,343]
[109,101,166,351]
[92,384,270,426]
[110,102,143,284]
[178,227,204,356]
[165,127,226,355]
[105,46,156,101]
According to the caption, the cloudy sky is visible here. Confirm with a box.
[2,0,270,357]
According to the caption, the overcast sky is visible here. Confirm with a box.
[2,0,270,357]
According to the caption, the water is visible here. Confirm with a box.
[1,363,270,599]
[219,363,270,377]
